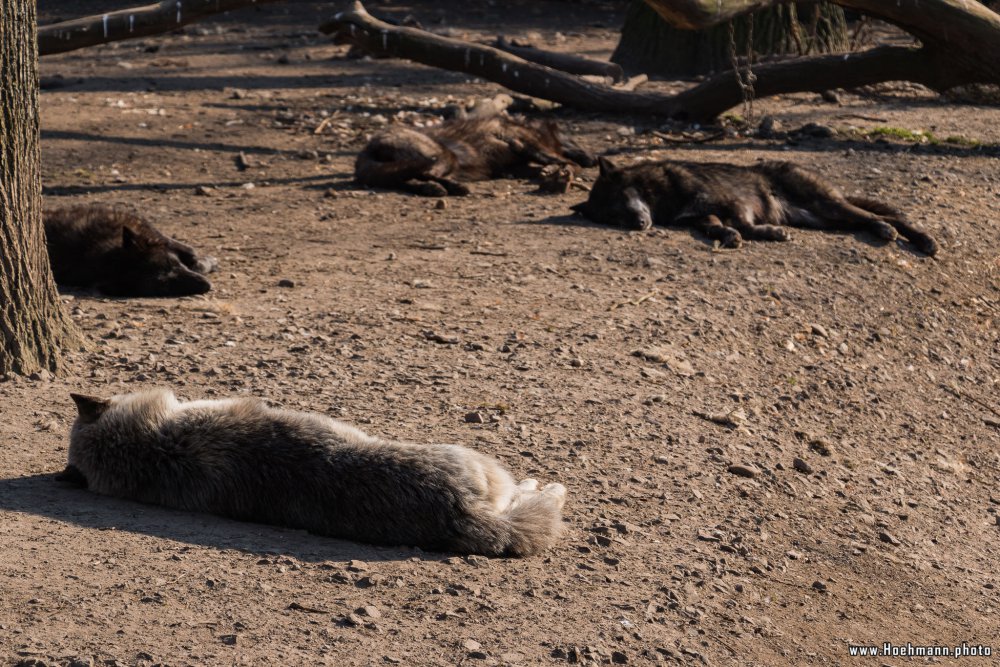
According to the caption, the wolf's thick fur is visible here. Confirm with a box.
[572,158,939,256]
[60,389,566,557]
[355,115,595,196]
[44,204,218,296]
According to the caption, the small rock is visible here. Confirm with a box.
[653,455,669,464]
[786,550,802,560]
[878,531,901,546]
[465,411,486,424]
[358,605,381,620]
[811,580,828,593]
[792,458,813,474]
[809,323,828,338]
[220,634,237,645]
[462,640,482,652]
[435,199,447,210]
[296,149,319,160]
[277,279,295,288]
[727,464,757,479]
[347,560,367,571]
[612,651,628,664]
[808,438,833,456]
[820,89,842,104]
[195,185,215,196]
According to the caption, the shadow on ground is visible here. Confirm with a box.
[0,472,418,564]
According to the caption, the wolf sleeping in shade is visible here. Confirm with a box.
[572,157,939,256]
[59,389,567,557]
[45,204,218,297]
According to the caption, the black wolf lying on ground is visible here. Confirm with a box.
[355,111,595,196]
[44,204,218,296]
[572,157,939,256]
[59,389,567,557]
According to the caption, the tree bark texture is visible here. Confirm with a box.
[1,0,81,375]
[612,1,848,77]
[38,0,286,57]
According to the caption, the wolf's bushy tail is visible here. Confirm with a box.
[456,485,566,557]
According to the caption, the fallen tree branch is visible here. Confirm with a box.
[321,2,959,120]
[320,2,679,115]
[38,0,287,57]
[493,36,625,82]
[644,0,1000,85]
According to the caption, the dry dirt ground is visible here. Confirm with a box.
[3,1,1000,665]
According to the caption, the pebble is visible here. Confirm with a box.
[878,531,901,546]
[811,580,828,593]
[347,560,368,571]
[462,640,482,652]
[277,279,295,288]
[435,199,447,210]
[792,458,813,474]
[727,464,757,478]
[465,411,485,424]
[809,323,828,338]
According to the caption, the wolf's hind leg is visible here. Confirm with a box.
[401,179,450,197]
[425,176,471,196]
[687,214,743,248]
[848,197,939,256]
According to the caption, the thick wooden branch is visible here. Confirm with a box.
[493,36,625,83]
[672,46,959,118]
[644,0,1000,84]
[321,2,961,121]
[320,2,680,115]
[38,0,287,57]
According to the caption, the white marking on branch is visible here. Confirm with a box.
[464,49,470,68]
[381,29,388,49]
[177,1,182,23]
[501,63,507,73]
[102,14,109,38]
[129,15,135,32]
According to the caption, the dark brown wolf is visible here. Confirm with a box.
[571,158,939,256]
[355,114,595,196]
[59,389,567,557]
[44,204,218,297]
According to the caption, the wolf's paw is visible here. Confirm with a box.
[541,482,567,507]
[872,220,899,241]
[720,229,743,249]
[517,478,539,492]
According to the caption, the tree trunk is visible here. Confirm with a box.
[1,0,81,376]
[612,1,849,77]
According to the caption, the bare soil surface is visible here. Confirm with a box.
[3,1,1000,665]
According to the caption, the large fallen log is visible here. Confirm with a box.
[643,0,1000,87]
[38,0,286,56]
[321,2,955,120]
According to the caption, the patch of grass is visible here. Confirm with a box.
[864,126,983,148]
[867,126,933,142]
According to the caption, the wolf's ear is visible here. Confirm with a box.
[597,156,617,177]
[121,226,146,251]
[70,393,111,423]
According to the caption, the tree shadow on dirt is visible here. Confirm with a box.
[602,136,999,160]
[0,473,418,564]
[529,211,934,257]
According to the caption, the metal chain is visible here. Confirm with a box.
[727,15,757,130]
